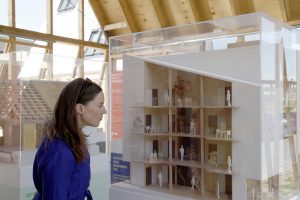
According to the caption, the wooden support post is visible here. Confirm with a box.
[8,0,17,80]
[46,0,53,80]
[78,0,85,78]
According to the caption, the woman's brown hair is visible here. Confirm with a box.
[44,78,102,163]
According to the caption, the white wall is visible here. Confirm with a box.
[122,55,146,161]
[145,46,261,86]
[232,82,261,200]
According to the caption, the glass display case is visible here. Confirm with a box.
[109,13,300,200]
[0,51,109,200]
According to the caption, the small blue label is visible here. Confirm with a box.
[111,153,130,184]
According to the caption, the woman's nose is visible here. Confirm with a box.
[102,106,107,114]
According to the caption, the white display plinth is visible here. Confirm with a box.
[110,182,199,200]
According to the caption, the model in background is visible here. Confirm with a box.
[32,78,107,200]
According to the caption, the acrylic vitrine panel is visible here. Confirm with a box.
[110,13,300,200]
[0,51,108,200]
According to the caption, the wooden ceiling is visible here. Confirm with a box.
[88,0,300,37]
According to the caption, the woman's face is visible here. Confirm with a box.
[78,92,107,127]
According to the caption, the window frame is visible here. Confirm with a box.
[57,0,78,12]
[84,29,106,57]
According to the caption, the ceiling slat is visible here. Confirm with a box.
[118,0,139,32]
[187,0,213,21]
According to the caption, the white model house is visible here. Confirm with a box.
[110,13,299,200]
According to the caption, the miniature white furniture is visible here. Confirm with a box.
[190,119,196,135]
[179,145,184,161]
[226,90,231,106]
[191,176,196,190]
[227,155,232,173]
[158,171,163,187]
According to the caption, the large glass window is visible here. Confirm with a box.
[16,0,47,33]
[0,41,6,54]
[84,0,101,41]
[84,29,105,57]
[0,0,8,26]
[53,0,79,39]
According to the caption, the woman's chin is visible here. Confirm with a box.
[86,122,100,127]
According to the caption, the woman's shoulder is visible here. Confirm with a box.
[39,137,75,162]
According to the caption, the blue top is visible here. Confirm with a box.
[33,138,93,200]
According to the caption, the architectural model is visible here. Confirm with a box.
[0,80,66,164]
[121,37,298,199]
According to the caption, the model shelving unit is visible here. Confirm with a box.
[122,53,248,199]
[110,13,300,200]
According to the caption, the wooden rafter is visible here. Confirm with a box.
[185,0,198,22]
[283,0,300,21]
[88,0,107,28]
[150,0,169,27]
[148,0,163,28]
[104,22,127,31]
[283,0,293,20]
[186,0,213,22]
[278,0,289,21]
[289,19,300,26]
[118,0,139,32]
[87,0,110,63]
[252,0,286,22]
[228,0,255,15]
[206,0,233,18]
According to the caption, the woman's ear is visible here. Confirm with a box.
[75,103,85,114]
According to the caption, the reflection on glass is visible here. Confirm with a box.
[0,52,107,165]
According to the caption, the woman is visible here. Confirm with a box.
[33,78,107,200]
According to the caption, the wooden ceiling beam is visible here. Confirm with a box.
[288,19,300,26]
[104,22,127,31]
[228,0,255,15]
[118,0,139,32]
[87,0,111,40]
[185,0,197,22]
[208,0,234,19]
[252,0,286,22]
[149,0,163,28]
[186,0,213,21]
[282,0,292,20]
[278,0,288,21]
[88,0,107,27]
[150,0,170,27]
[0,25,108,49]
[282,0,300,21]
